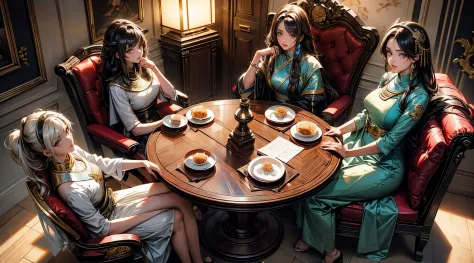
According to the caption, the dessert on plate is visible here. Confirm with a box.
[170,114,182,125]
[193,152,208,164]
[191,106,208,119]
[274,107,288,118]
[262,161,274,172]
[296,121,317,136]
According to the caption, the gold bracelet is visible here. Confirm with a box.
[250,62,259,69]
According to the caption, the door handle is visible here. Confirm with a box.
[239,24,251,33]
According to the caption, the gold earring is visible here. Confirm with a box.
[410,63,415,81]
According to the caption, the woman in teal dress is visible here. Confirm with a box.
[295,21,438,262]
[235,4,338,115]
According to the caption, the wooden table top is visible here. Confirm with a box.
[146,100,341,210]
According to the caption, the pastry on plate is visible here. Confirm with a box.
[262,161,274,172]
[296,121,317,136]
[193,152,208,165]
[274,107,288,118]
[191,106,208,119]
[170,114,182,125]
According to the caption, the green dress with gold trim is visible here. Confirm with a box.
[296,73,429,261]
[237,52,328,115]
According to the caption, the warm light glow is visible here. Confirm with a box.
[160,0,215,31]
[187,0,211,29]
[211,0,215,23]
[161,0,181,30]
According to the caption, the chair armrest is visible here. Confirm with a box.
[176,90,189,107]
[81,234,142,258]
[161,90,188,107]
[156,100,183,117]
[321,95,353,125]
[86,234,141,246]
[87,124,139,156]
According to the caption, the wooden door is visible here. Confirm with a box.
[230,0,269,93]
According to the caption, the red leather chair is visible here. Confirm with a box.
[233,0,379,126]
[336,74,474,262]
[27,172,144,262]
[55,45,188,182]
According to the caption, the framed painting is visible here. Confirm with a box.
[0,0,46,102]
[85,0,144,43]
[0,0,20,76]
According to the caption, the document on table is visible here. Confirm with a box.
[257,136,304,163]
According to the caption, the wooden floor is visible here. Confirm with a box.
[1,191,473,263]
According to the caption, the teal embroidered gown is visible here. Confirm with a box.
[296,73,429,260]
[237,52,327,115]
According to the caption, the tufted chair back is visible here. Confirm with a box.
[55,45,108,127]
[294,0,379,96]
[72,55,108,126]
[411,74,474,212]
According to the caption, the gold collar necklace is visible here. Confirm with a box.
[379,85,405,100]
[51,153,75,172]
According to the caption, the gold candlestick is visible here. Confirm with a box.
[229,98,255,148]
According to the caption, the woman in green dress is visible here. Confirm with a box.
[235,4,338,115]
[295,21,438,262]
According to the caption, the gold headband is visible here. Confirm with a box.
[388,23,430,67]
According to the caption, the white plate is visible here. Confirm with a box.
[163,114,188,129]
[290,123,322,142]
[248,156,285,183]
[265,105,296,124]
[184,150,217,171]
[186,109,215,125]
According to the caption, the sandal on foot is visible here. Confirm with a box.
[322,250,343,263]
[294,239,312,252]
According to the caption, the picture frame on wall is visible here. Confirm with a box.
[0,0,46,103]
[0,0,20,76]
[85,0,144,43]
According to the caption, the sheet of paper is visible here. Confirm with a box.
[257,136,304,163]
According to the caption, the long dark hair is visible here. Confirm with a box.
[265,4,318,100]
[100,19,148,84]
[380,21,437,111]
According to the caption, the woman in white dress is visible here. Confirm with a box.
[101,19,178,155]
[6,110,203,263]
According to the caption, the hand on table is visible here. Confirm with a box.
[143,160,162,177]
[320,141,348,159]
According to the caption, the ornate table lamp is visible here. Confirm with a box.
[159,0,219,104]
[228,98,255,148]
[160,0,215,38]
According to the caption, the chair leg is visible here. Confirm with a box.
[414,233,429,262]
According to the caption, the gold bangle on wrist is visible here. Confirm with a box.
[250,62,259,69]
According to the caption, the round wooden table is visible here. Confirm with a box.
[147,100,340,262]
